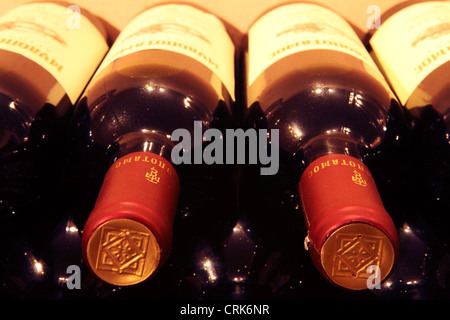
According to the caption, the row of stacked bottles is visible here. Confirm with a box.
[0,0,449,300]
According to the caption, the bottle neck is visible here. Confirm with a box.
[113,131,174,164]
[298,133,399,290]
[82,131,180,286]
[302,133,362,167]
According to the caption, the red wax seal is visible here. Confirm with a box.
[299,154,399,290]
[81,152,180,286]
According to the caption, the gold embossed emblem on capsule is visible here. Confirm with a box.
[321,223,395,290]
[86,219,160,286]
[96,227,149,276]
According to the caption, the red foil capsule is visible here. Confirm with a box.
[299,153,399,290]
[81,152,180,286]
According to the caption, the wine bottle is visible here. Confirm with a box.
[245,3,409,291]
[0,2,109,297]
[370,1,450,220]
[0,2,108,211]
[369,0,450,297]
[67,3,235,288]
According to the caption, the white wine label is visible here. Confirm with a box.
[95,4,235,100]
[370,1,450,106]
[0,3,108,104]
[248,3,382,86]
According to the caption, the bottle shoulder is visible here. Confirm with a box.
[75,51,233,148]
[248,49,394,112]
[247,50,399,155]
[0,91,32,153]
[0,50,59,112]
[86,50,233,112]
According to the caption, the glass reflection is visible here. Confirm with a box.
[202,258,218,282]
[223,221,256,284]
[373,222,429,298]
[50,216,82,292]
[25,251,46,278]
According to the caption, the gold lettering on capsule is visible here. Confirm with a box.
[351,170,367,187]
[307,159,366,178]
[145,167,160,184]
[114,155,173,176]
